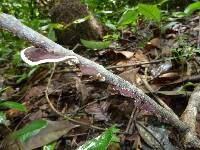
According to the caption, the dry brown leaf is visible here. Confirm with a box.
[119,68,139,85]
[1,86,16,100]
[136,122,175,150]
[29,110,47,121]
[23,85,46,101]
[1,120,78,150]
[75,78,88,102]
[136,122,162,149]
[159,72,180,79]
[134,50,148,62]
[114,50,134,59]
[133,135,142,150]
[22,120,78,150]
[148,38,162,49]
[85,102,110,121]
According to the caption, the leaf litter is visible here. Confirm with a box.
[0,12,200,150]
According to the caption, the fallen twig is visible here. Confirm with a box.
[125,107,137,134]
[107,57,175,69]
[0,13,188,133]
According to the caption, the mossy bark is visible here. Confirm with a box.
[50,0,103,46]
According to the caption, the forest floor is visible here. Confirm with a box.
[0,13,200,150]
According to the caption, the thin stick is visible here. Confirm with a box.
[45,63,105,131]
[0,13,188,132]
[107,57,174,69]
[125,107,137,134]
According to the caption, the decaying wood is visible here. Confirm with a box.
[181,84,200,148]
[1,13,200,148]
[0,12,187,131]
[50,0,103,46]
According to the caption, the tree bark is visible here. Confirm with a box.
[50,0,103,46]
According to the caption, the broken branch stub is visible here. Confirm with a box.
[0,13,189,132]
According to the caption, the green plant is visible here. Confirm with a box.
[0,100,27,126]
[177,82,196,94]
[118,3,161,27]
[43,142,57,150]
[172,1,200,18]
[0,0,54,84]
[81,39,111,50]
[16,66,38,84]
[0,111,8,126]
[0,101,27,112]
[84,0,131,22]
[77,126,119,150]
[184,1,200,16]
[10,120,47,143]
[103,33,120,42]
[171,34,196,64]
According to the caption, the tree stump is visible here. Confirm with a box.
[50,0,103,46]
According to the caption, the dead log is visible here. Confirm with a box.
[50,0,103,46]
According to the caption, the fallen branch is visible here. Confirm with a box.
[0,13,188,133]
[107,56,176,69]
[180,84,200,148]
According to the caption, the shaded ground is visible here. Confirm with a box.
[0,13,200,149]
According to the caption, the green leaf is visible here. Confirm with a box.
[184,1,200,16]
[51,23,64,30]
[10,120,47,143]
[105,21,116,30]
[0,112,7,125]
[16,73,28,84]
[0,87,9,94]
[0,101,27,112]
[118,8,138,25]
[43,142,56,150]
[73,15,91,24]
[22,120,78,149]
[77,126,119,150]
[172,12,187,18]
[158,0,169,6]
[0,111,9,126]
[177,82,195,94]
[48,28,56,41]
[138,4,161,22]
[81,39,111,50]
[12,51,21,66]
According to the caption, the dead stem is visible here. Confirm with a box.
[125,107,137,134]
